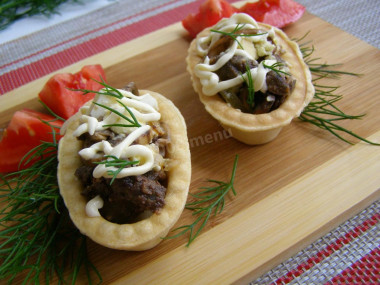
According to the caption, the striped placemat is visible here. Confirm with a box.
[296,0,380,50]
[0,0,379,283]
[0,0,202,94]
[252,201,379,284]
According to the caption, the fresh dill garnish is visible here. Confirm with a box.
[166,155,238,247]
[38,99,66,122]
[0,118,102,284]
[94,155,139,185]
[296,33,379,145]
[241,64,255,110]
[299,84,379,145]
[211,23,267,49]
[263,61,291,76]
[0,0,82,30]
[71,78,141,128]
[94,100,141,128]
[70,77,124,99]
[296,35,359,79]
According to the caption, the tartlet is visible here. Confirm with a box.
[187,13,314,144]
[58,87,191,250]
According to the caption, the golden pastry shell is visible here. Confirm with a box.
[186,23,315,145]
[58,90,191,250]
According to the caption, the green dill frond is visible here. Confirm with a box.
[297,33,379,145]
[93,100,141,128]
[241,64,255,110]
[263,61,291,76]
[0,0,81,30]
[94,155,139,185]
[211,23,267,49]
[0,112,101,283]
[71,78,141,128]
[165,155,239,246]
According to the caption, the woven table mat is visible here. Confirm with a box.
[0,0,198,94]
[296,0,380,50]
[0,0,379,283]
[252,201,380,284]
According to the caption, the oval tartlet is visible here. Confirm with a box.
[186,16,314,145]
[57,90,191,250]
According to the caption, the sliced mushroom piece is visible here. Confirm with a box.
[216,55,258,81]
[266,70,295,97]
[208,35,234,64]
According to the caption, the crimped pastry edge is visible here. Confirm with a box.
[186,22,314,145]
[57,90,191,250]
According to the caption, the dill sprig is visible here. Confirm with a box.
[72,78,141,128]
[241,64,255,110]
[94,155,139,185]
[0,117,101,283]
[38,99,66,122]
[94,100,141,129]
[166,155,238,247]
[296,34,379,145]
[0,0,81,31]
[71,78,124,100]
[211,23,266,49]
[299,84,379,145]
[297,36,359,79]
[263,61,291,76]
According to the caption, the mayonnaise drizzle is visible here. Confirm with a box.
[86,195,104,217]
[74,88,161,179]
[80,125,155,178]
[194,13,279,96]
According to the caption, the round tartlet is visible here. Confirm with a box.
[57,90,191,250]
[186,17,314,145]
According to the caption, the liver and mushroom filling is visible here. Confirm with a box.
[199,22,296,114]
[74,83,170,224]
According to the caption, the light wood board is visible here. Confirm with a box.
[1,11,380,285]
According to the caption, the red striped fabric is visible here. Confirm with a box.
[327,247,380,284]
[1,0,240,94]
[271,212,380,284]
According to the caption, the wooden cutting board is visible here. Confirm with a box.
[1,11,380,285]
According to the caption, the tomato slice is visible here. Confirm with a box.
[0,109,63,173]
[182,0,238,38]
[38,64,106,120]
[239,0,305,28]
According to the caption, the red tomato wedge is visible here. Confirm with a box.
[0,109,63,173]
[182,0,238,38]
[38,64,106,120]
[239,0,306,28]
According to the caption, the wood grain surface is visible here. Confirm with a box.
[1,11,380,284]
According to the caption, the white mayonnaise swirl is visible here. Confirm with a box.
[86,195,104,217]
[74,89,161,178]
[194,13,279,96]
[73,90,160,137]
